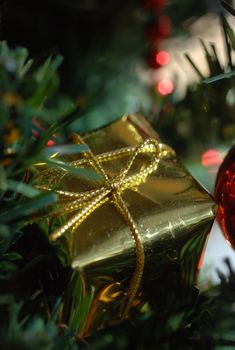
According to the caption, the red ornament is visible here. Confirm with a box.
[215,144,235,248]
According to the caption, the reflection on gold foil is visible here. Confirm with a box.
[99,283,123,303]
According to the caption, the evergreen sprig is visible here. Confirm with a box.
[1,260,235,350]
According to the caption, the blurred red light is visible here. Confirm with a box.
[156,51,170,65]
[202,149,224,167]
[157,79,174,95]
[46,139,56,147]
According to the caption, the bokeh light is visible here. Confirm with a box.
[157,79,174,95]
[156,50,170,65]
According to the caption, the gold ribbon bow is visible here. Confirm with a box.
[37,134,175,317]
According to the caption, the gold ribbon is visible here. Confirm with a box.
[37,134,175,317]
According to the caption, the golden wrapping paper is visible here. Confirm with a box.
[36,114,216,336]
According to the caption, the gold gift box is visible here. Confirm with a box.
[37,114,216,336]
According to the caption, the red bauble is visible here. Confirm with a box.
[215,144,235,248]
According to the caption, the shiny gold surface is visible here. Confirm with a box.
[36,114,216,336]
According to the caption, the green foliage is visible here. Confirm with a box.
[157,7,235,156]
[3,0,155,134]
[0,297,77,350]
[1,259,235,350]
[0,42,96,350]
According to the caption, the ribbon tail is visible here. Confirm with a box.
[112,193,145,319]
